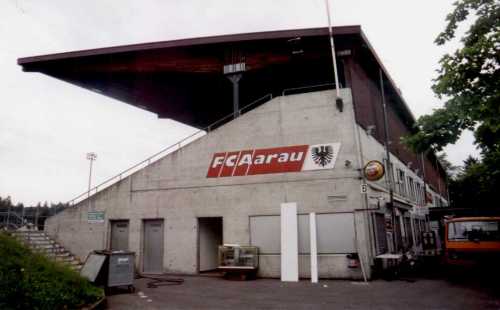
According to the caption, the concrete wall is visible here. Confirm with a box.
[46,88,372,279]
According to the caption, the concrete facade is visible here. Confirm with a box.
[45,88,442,279]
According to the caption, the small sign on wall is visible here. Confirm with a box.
[88,211,105,224]
[360,183,368,194]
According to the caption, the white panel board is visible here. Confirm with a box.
[310,213,318,283]
[281,202,299,282]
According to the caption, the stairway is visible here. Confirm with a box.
[9,230,83,272]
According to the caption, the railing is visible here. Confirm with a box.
[67,93,274,206]
[0,211,25,230]
[282,82,337,96]
[65,83,341,207]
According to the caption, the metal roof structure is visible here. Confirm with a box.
[18,26,415,130]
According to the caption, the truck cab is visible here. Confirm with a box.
[444,217,500,266]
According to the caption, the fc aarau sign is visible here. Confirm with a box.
[207,143,341,178]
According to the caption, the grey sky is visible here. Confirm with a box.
[0,0,479,205]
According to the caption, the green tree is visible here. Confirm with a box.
[403,0,499,208]
[404,0,499,153]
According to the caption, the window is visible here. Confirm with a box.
[397,169,407,197]
[448,220,500,241]
[393,166,399,195]
[415,183,422,205]
[407,176,415,201]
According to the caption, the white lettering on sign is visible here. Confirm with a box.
[207,143,341,178]
[225,154,238,167]
[117,257,129,264]
[239,154,252,166]
[212,156,225,168]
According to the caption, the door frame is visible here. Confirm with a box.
[197,216,223,273]
[108,219,130,250]
[141,218,165,274]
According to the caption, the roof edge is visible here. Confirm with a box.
[18,25,361,65]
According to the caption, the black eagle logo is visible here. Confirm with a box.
[311,145,333,167]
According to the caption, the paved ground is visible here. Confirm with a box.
[106,272,500,310]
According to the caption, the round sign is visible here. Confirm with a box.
[363,160,385,181]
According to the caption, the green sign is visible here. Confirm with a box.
[87,211,105,223]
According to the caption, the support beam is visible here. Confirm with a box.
[227,74,242,118]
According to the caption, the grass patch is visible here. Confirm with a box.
[0,232,104,310]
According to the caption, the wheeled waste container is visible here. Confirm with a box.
[82,250,136,292]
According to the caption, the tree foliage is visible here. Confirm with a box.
[403,0,499,209]
[403,0,499,154]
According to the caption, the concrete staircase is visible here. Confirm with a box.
[9,230,83,271]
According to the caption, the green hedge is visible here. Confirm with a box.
[0,232,103,310]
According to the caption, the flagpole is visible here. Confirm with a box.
[324,0,341,98]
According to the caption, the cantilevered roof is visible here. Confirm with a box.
[18,25,415,130]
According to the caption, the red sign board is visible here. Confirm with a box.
[207,143,341,178]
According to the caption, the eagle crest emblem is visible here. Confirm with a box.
[311,145,334,167]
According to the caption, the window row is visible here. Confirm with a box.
[387,162,426,205]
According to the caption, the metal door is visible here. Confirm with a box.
[110,220,129,251]
[143,219,164,274]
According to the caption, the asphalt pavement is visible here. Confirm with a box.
[106,272,500,310]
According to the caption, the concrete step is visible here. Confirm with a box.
[11,230,83,272]
[62,259,81,266]
[30,244,63,250]
[23,236,51,241]
[55,255,75,262]
[11,231,46,237]
[26,239,55,245]
[70,264,83,271]
[56,256,76,263]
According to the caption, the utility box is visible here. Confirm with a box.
[81,250,135,292]
[218,245,258,279]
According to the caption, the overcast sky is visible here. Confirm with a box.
[0,0,479,205]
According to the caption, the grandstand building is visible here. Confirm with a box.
[19,26,448,279]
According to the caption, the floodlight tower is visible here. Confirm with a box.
[86,152,97,204]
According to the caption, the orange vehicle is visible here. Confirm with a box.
[444,217,500,266]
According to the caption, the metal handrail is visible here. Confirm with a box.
[206,94,273,131]
[66,83,341,207]
[67,129,206,205]
[66,93,275,206]
[282,82,338,96]
[0,211,23,230]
